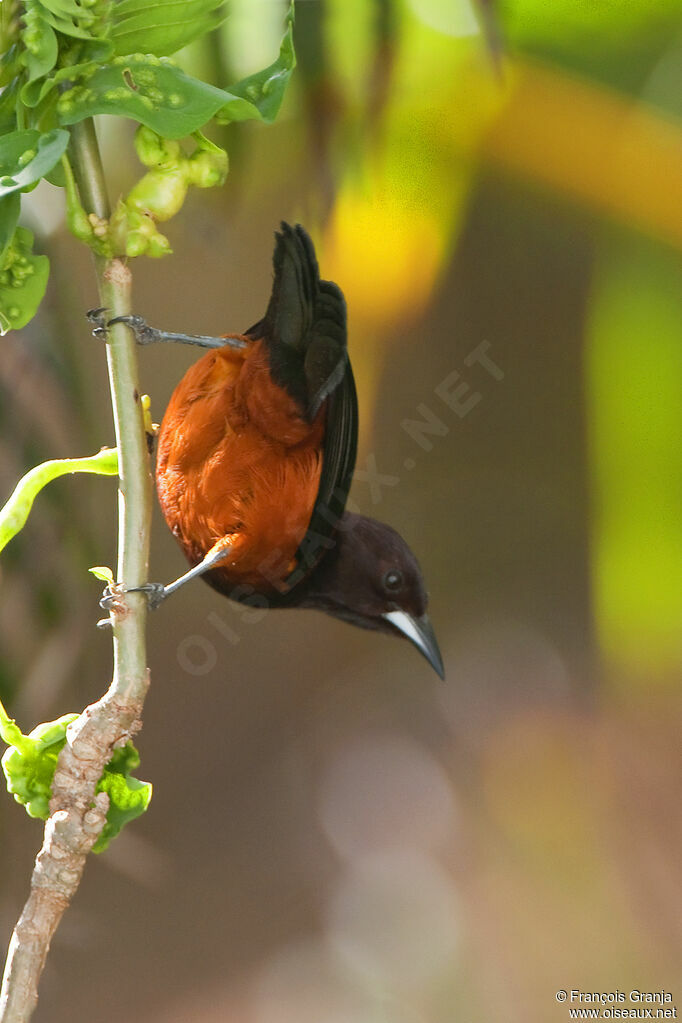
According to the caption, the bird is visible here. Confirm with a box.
[92,223,443,678]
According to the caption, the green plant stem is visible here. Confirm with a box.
[69,119,153,694]
[0,118,153,1023]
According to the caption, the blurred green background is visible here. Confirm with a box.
[1,0,681,1020]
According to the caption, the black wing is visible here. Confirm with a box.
[284,355,358,589]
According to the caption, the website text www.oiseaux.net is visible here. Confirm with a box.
[555,990,677,1020]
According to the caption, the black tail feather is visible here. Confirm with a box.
[247,223,348,421]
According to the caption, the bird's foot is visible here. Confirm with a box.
[99,582,168,612]
[85,308,247,350]
[107,314,167,346]
[128,582,168,609]
[87,307,109,341]
[87,310,163,346]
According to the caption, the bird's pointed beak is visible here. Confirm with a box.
[382,610,445,679]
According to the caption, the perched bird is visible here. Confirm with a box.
[94,224,443,677]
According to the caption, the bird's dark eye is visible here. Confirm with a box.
[383,569,404,592]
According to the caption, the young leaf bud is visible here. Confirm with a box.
[134,126,182,169]
[126,167,189,222]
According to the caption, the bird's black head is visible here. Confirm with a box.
[300,513,444,678]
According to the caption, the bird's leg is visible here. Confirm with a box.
[100,537,234,611]
[86,309,248,351]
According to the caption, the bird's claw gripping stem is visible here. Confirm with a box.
[97,539,234,618]
[107,314,165,346]
[100,582,167,612]
[86,309,248,351]
[126,583,168,609]
[87,307,109,341]
[87,309,168,346]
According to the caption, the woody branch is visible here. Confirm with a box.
[0,117,153,1023]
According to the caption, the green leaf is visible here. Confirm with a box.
[20,11,58,88]
[0,699,152,849]
[37,0,100,41]
[216,1,296,125]
[0,77,20,134]
[0,227,49,332]
[93,743,153,853]
[57,3,295,134]
[111,0,227,58]
[38,0,90,16]
[21,45,113,108]
[0,446,118,551]
[89,565,115,586]
[56,54,231,137]
[0,193,20,260]
[0,704,79,819]
[43,158,66,186]
[0,699,33,756]
[0,129,70,198]
[1,3,21,65]
[39,14,96,42]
